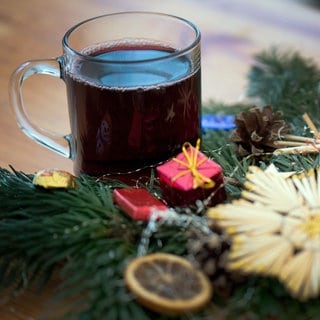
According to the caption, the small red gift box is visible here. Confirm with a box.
[113,188,168,220]
[156,140,226,207]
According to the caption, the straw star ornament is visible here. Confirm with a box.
[208,165,320,301]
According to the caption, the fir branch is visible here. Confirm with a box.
[247,48,320,121]
[0,168,194,320]
[227,277,320,320]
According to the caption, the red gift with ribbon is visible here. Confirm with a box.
[156,139,226,207]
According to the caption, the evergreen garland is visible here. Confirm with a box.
[0,171,188,320]
[247,48,320,121]
[1,48,320,319]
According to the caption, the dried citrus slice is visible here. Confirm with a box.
[33,169,76,189]
[124,253,213,315]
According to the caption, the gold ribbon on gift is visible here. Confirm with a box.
[171,139,215,189]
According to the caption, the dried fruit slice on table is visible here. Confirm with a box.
[33,168,76,189]
[124,253,213,316]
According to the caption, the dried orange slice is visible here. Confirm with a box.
[124,253,212,316]
[33,169,76,189]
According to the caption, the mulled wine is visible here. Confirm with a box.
[64,41,201,177]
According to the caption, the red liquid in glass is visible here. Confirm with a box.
[64,42,201,179]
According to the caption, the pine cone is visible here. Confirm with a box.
[187,223,246,299]
[230,105,291,156]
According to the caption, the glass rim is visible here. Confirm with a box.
[62,11,201,64]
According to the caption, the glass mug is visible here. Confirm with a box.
[9,12,201,179]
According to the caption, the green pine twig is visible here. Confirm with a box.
[247,47,320,122]
[0,168,192,320]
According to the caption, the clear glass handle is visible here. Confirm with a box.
[9,58,72,158]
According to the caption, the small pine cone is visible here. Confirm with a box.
[230,105,291,157]
[187,225,246,299]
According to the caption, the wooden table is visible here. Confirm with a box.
[0,0,320,318]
